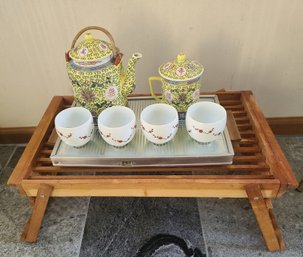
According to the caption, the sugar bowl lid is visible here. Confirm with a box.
[159,53,204,82]
[69,33,114,62]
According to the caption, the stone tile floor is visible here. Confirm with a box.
[0,145,90,257]
[0,136,302,257]
[80,197,205,257]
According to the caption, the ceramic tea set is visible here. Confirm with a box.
[149,53,204,112]
[57,26,227,147]
[65,26,142,116]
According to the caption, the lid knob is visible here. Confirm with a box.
[177,53,186,63]
[84,33,94,41]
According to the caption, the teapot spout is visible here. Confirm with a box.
[122,53,143,96]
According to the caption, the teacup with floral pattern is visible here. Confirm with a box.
[186,102,226,143]
[141,103,179,145]
[98,106,136,147]
[55,107,94,147]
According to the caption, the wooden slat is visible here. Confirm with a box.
[227,111,241,142]
[231,111,247,117]
[234,116,250,122]
[36,157,52,164]
[237,124,252,130]
[44,142,55,147]
[224,105,244,111]
[21,184,53,242]
[22,177,280,185]
[239,138,258,144]
[246,184,284,251]
[233,155,265,163]
[62,95,74,104]
[7,96,65,186]
[239,131,256,138]
[265,199,286,250]
[40,149,53,155]
[216,92,241,100]
[29,174,276,180]
[233,146,261,153]
[32,163,270,173]
[219,100,242,106]
[21,177,280,198]
[242,92,299,191]
[47,128,58,145]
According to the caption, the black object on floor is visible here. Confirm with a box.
[79,198,206,257]
[134,234,206,257]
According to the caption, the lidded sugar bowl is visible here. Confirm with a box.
[66,26,142,116]
[149,53,204,112]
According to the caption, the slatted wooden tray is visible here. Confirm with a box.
[8,91,298,251]
[30,93,271,175]
[9,92,297,192]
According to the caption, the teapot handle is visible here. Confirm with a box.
[70,26,119,56]
[149,77,163,102]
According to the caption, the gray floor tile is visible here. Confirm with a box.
[272,190,303,251]
[198,136,303,256]
[199,190,303,256]
[0,143,90,257]
[0,147,25,184]
[208,246,303,257]
[0,185,31,242]
[0,145,16,170]
[276,136,303,180]
[198,198,264,250]
[0,167,13,184]
[80,197,206,257]
[0,184,90,257]
[6,146,25,169]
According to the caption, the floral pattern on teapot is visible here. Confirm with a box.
[161,81,201,112]
[69,33,113,62]
[159,53,203,81]
[66,27,142,116]
[149,53,204,113]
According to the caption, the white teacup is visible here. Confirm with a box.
[98,106,136,147]
[186,102,227,143]
[55,107,94,147]
[141,103,179,145]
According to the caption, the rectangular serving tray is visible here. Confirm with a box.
[50,95,234,167]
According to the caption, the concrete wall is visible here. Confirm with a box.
[1,0,302,126]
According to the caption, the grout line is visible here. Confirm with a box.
[77,196,91,257]
[15,143,27,147]
[197,198,211,257]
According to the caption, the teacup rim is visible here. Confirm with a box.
[140,103,178,127]
[186,101,227,125]
[55,106,93,130]
[98,105,136,129]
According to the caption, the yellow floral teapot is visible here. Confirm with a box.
[66,26,142,116]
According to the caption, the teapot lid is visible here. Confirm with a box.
[69,33,113,62]
[159,53,204,81]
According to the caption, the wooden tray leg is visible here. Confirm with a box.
[21,184,53,243]
[245,184,286,251]
[296,179,303,192]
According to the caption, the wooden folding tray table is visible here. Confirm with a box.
[8,91,298,251]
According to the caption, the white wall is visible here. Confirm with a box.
[0,0,302,127]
